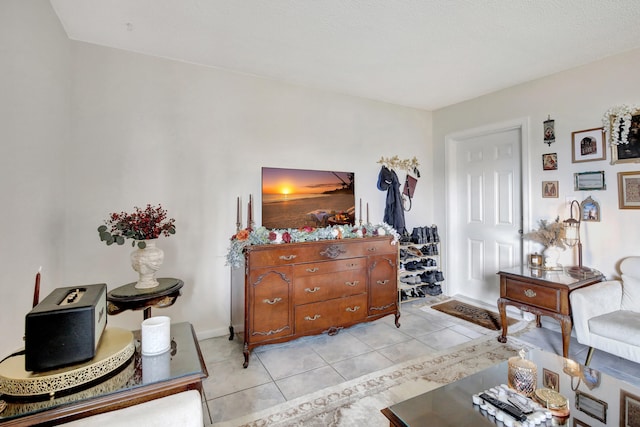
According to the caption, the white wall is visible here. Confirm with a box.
[0,0,70,358]
[0,1,434,358]
[433,48,640,285]
[62,43,432,345]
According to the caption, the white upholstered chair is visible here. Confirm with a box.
[570,257,640,365]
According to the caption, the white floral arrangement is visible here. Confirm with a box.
[226,223,399,268]
[602,104,639,145]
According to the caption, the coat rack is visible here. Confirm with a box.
[377,155,420,173]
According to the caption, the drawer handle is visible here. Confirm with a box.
[279,255,297,261]
[263,297,282,305]
[346,306,360,312]
[345,281,359,287]
[367,247,377,252]
[524,289,537,298]
[376,279,390,285]
[347,263,359,268]
[305,287,321,293]
[306,267,319,273]
[304,314,321,321]
[320,245,346,259]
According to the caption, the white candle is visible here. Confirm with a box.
[359,198,362,223]
[366,203,369,224]
[141,316,171,356]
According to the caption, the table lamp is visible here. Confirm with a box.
[563,200,591,274]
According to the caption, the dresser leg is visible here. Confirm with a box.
[243,342,250,368]
[394,311,401,328]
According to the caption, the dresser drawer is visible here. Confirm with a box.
[246,237,395,268]
[505,279,560,312]
[293,258,364,277]
[294,270,366,304]
[295,294,367,334]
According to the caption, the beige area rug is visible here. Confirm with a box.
[214,323,534,427]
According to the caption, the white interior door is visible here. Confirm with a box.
[445,121,525,306]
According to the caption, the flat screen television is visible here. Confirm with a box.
[261,167,355,229]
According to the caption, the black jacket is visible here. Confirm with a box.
[377,166,406,235]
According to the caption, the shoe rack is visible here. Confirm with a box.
[398,224,444,304]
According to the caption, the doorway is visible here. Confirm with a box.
[444,119,530,306]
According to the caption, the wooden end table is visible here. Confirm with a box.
[0,322,207,426]
[496,266,603,357]
[107,278,183,319]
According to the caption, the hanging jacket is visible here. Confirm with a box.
[377,166,406,235]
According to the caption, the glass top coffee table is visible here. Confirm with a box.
[382,348,640,426]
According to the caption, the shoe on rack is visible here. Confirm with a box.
[405,261,424,271]
[435,271,445,282]
[407,246,423,257]
[432,225,440,243]
[411,228,421,244]
[415,287,426,298]
[425,226,433,243]
[400,290,408,301]
[420,270,436,284]
[400,275,414,284]
[425,284,442,296]
[430,243,439,256]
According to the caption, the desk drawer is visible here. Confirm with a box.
[505,279,560,312]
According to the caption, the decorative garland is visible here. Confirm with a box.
[226,223,399,268]
[602,104,639,145]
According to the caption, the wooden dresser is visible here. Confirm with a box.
[242,236,399,367]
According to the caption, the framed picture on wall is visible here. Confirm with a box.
[618,171,640,209]
[580,196,600,222]
[543,153,558,170]
[542,181,558,198]
[574,171,606,191]
[620,389,640,427]
[572,127,606,163]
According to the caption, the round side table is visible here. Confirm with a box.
[107,278,183,319]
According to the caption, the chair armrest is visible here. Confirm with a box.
[570,280,622,345]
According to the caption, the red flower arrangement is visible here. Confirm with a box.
[98,204,176,248]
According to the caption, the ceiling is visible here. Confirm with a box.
[50,0,640,111]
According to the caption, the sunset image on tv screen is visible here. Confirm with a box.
[261,167,355,229]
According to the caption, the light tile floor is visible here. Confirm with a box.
[198,297,640,425]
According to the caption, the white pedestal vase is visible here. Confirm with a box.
[543,246,562,270]
[131,240,164,289]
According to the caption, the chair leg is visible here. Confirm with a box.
[585,347,595,366]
